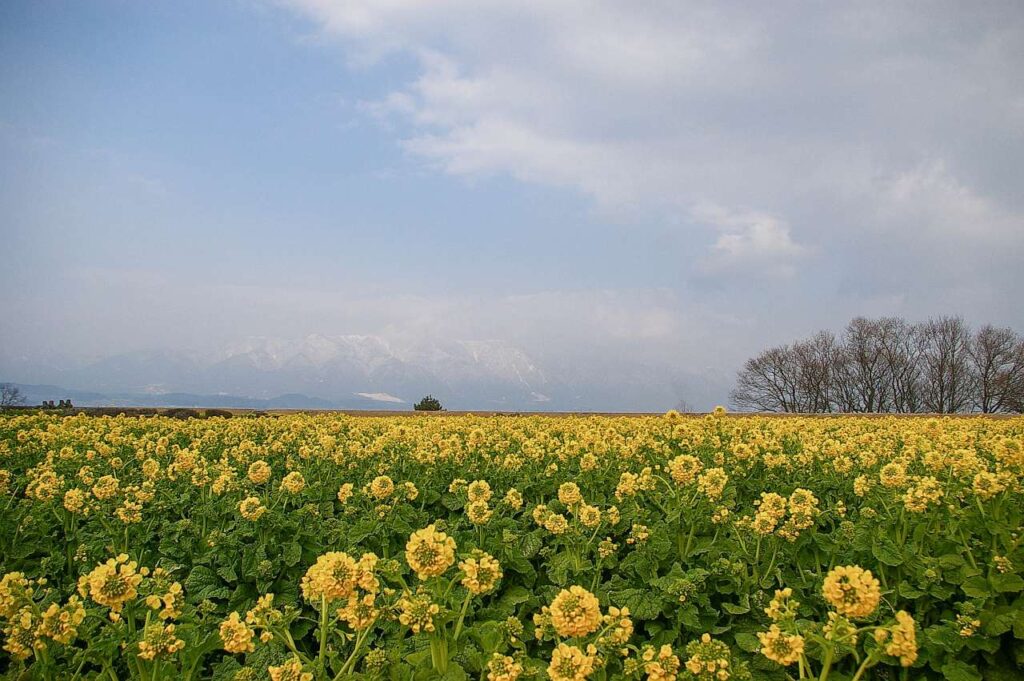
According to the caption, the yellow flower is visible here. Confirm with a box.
[219,612,255,653]
[91,475,119,500]
[548,643,597,681]
[467,500,493,525]
[280,471,305,494]
[459,551,503,595]
[696,468,728,501]
[666,455,703,485]
[406,525,457,580]
[239,496,267,521]
[0,572,32,618]
[764,588,798,622]
[138,622,185,660]
[337,593,379,631]
[2,606,36,660]
[504,488,523,510]
[875,610,918,666]
[468,479,493,502]
[549,586,601,638]
[63,488,89,514]
[879,462,906,488]
[681,633,734,680]
[300,552,364,603]
[35,596,86,645]
[558,482,583,507]
[578,504,601,528]
[822,565,880,618]
[599,606,632,646]
[972,471,1006,500]
[268,657,313,681]
[247,460,272,485]
[757,624,804,666]
[78,554,144,617]
[641,644,680,681]
[487,653,523,681]
[337,482,354,503]
[369,475,394,499]
[396,589,440,633]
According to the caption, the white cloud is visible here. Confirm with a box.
[279,0,1024,294]
[694,204,808,278]
[355,392,405,403]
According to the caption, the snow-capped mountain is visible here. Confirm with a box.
[5,334,729,411]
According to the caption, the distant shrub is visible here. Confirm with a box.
[413,395,443,411]
[162,408,202,420]
[203,409,233,419]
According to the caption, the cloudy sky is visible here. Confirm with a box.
[1,1,1023,405]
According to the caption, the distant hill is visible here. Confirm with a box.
[3,334,731,411]
[6,384,401,411]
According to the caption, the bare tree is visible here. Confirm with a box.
[917,316,976,413]
[834,318,890,412]
[731,315,1022,414]
[730,345,802,412]
[876,317,922,412]
[0,383,26,409]
[792,331,840,412]
[970,325,1024,413]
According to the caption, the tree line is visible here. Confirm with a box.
[730,316,1024,413]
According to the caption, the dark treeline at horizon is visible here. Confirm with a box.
[731,316,1024,414]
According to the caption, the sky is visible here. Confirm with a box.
[1,1,1023,406]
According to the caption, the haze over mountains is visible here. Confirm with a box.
[4,334,729,411]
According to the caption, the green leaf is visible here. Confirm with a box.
[283,541,302,567]
[183,565,230,602]
[517,531,543,559]
[608,588,663,620]
[546,552,575,586]
[721,598,750,615]
[961,575,991,598]
[734,632,761,653]
[348,519,377,545]
[941,660,982,681]
[898,582,925,599]
[990,573,1024,593]
[872,537,903,567]
[217,564,238,584]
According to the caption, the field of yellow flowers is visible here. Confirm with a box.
[1,411,1022,681]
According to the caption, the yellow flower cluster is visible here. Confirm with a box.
[77,554,144,619]
[682,634,735,681]
[300,551,378,603]
[487,653,524,681]
[138,622,184,660]
[548,643,598,681]
[219,611,255,653]
[757,624,804,666]
[396,589,440,633]
[822,565,881,619]
[548,586,602,638]
[238,495,266,520]
[406,525,457,580]
[280,471,305,494]
[642,644,680,681]
[459,551,503,595]
[268,657,313,681]
[874,610,918,666]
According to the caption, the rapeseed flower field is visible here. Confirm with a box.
[0,411,1021,680]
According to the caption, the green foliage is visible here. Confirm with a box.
[413,395,444,411]
[0,412,1021,680]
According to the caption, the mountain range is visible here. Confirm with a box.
[2,334,729,411]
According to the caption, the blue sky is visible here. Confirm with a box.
[2,1,1023,407]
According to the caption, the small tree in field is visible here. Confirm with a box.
[413,395,443,411]
[1,383,26,409]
